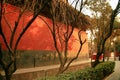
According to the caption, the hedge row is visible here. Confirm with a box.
[38,61,115,80]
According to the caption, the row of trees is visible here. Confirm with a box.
[0,0,120,80]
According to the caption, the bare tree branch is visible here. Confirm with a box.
[3,15,12,32]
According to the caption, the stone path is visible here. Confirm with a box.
[14,59,91,74]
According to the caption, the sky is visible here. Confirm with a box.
[109,0,119,10]
[68,0,119,40]
[68,0,119,17]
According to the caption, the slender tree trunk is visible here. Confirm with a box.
[103,53,105,62]
[57,64,65,75]
[103,49,105,62]
[92,51,101,67]
[5,69,12,80]
[92,58,99,67]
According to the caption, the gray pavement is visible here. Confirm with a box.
[0,59,91,75]
[14,59,91,74]
[1,59,119,80]
[105,61,120,80]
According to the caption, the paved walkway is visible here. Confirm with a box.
[2,59,119,80]
[105,61,120,80]
[0,59,91,75]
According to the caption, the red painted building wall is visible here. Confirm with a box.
[0,4,89,58]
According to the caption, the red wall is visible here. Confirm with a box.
[0,4,88,56]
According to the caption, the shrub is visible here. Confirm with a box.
[95,61,115,77]
[0,74,4,80]
[37,61,115,80]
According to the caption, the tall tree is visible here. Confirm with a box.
[0,0,49,80]
[39,0,89,74]
[88,0,120,67]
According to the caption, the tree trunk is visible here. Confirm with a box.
[103,53,105,62]
[92,58,99,67]
[92,52,101,67]
[57,64,65,75]
[5,69,12,80]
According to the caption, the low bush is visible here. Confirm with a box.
[0,74,4,80]
[38,61,115,80]
[95,61,115,77]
